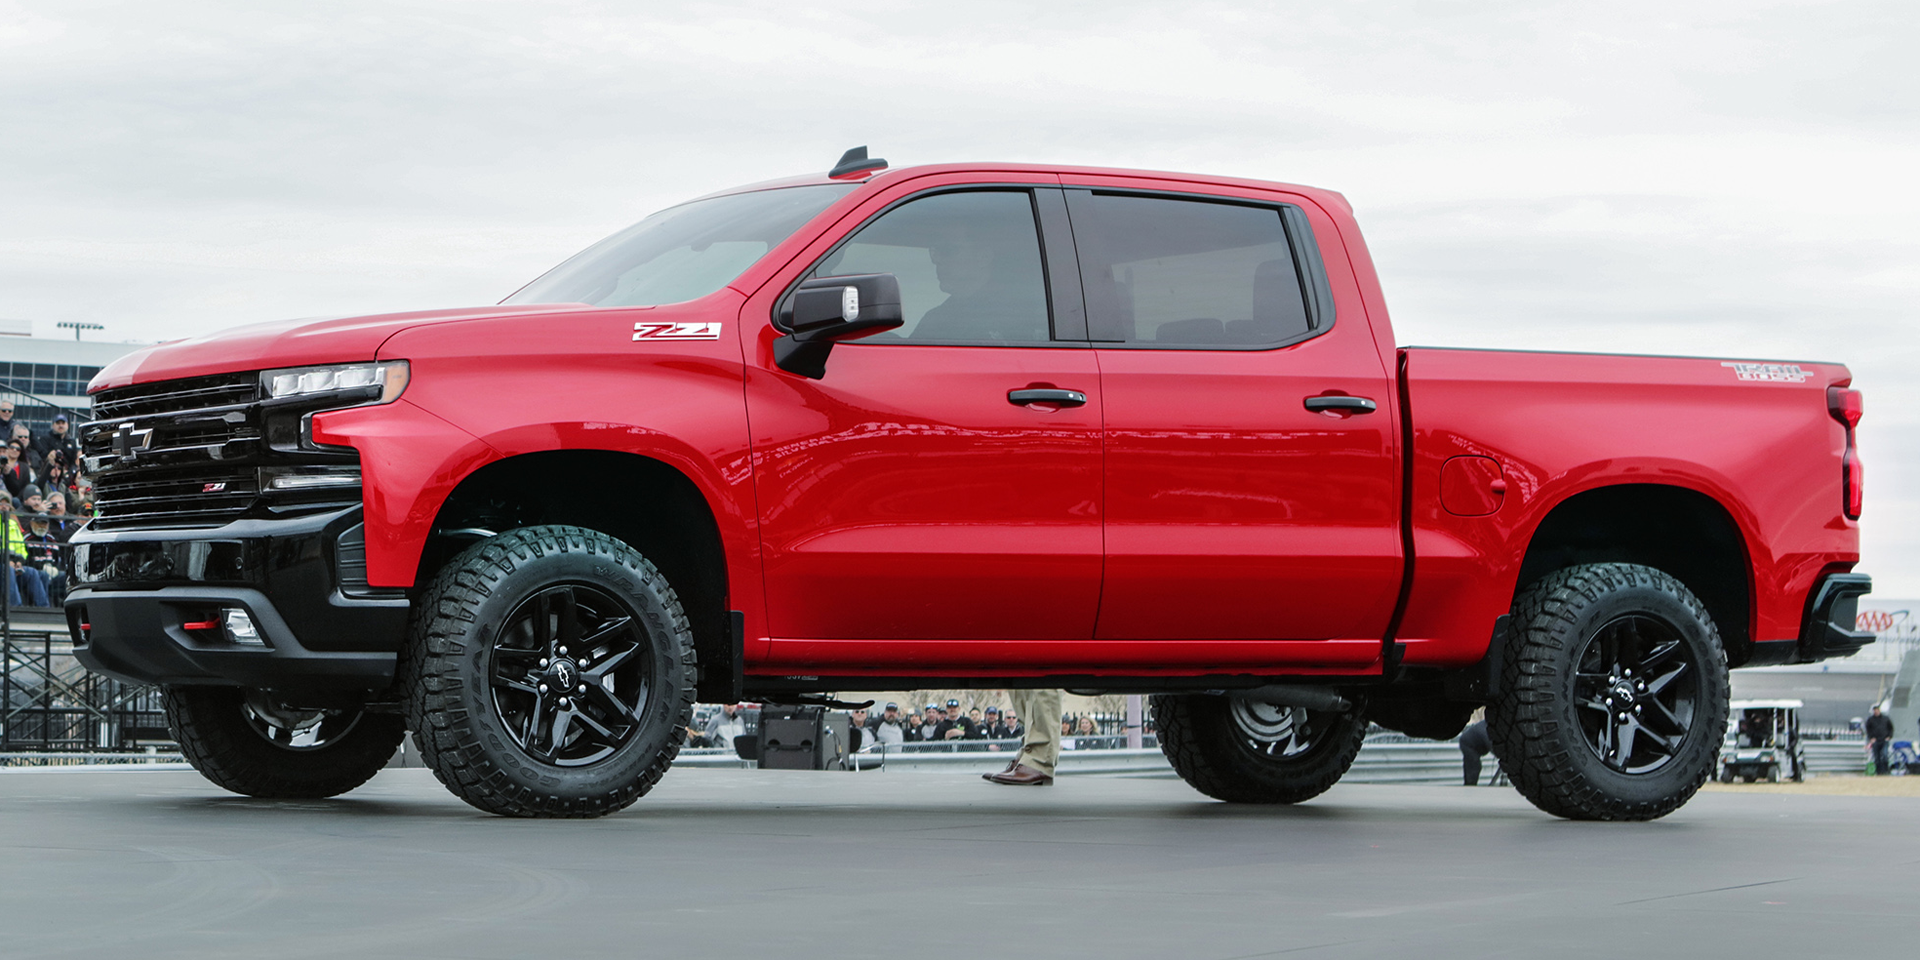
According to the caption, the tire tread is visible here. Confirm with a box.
[1153,694,1366,804]
[164,687,405,800]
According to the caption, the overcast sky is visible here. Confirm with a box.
[4,0,1917,591]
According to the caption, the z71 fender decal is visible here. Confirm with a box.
[633,321,722,341]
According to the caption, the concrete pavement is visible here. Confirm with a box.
[1,766,1914,959]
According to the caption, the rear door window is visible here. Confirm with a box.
[1066,192,1327,348]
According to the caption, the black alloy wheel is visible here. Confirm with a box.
[405,525,695,818]
[239,694,367,752]
[1570,614,1700,775]
[1228,698,1326,760]
[1153,692,1368,804]
[1488,562,1730,821]
[488,584,652,767]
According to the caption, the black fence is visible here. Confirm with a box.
[3,527,169,757]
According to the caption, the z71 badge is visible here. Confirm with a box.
[632,321,722,341]
[1721,362,1810,383]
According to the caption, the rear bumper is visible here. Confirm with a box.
[63,506,408,695]
[1747,572,1874,666]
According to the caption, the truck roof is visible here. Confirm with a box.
[692,162,1354,215]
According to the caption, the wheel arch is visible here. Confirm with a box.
[1513,483,1756,665]
[415,449,734,697]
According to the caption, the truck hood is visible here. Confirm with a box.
[89,304,597,391]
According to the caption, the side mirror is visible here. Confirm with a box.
[773,273,905,379]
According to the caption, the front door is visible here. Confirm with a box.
[1066,185,1403,650]
[744,186,1103,665]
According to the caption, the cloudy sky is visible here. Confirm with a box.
[4,1,1917,590]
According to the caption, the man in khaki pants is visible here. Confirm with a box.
[984,688,1060,786]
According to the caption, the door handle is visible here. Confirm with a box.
[1303,395,1377,414]
[1008,388,1088,407]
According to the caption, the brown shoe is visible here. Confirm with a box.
[984,763,1054,786]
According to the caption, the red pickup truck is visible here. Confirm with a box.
[67,149,1871,821]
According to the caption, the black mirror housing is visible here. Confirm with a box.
[774,273,905,379]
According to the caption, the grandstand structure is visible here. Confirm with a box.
[2,327,167,758]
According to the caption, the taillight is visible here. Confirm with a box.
[1843,448,1864,519]
[1828,386,1863,430]
[1828,386,1864,520]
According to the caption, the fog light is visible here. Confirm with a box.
[269,474,361,490]
[223,609,266,647]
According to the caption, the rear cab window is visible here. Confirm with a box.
[1063,190,1334,349]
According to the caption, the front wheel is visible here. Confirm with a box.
[164,686,405,799]
[403,526,696,818]
[1488,563,1730,821]
[1152,693,1367,803]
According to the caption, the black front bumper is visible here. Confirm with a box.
[64,506,409,695]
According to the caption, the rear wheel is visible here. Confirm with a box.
[403,525,696,818]
[163,686,405,799]
[1488,563,1729,821]
[1153,693,1367,803]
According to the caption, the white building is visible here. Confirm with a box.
[0,320,150,426]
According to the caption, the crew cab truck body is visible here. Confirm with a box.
[66,154,1871,819]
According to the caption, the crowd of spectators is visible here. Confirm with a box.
[3,401,92,609]
[687,697,1143,755]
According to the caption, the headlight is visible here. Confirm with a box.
[262,361,409,404]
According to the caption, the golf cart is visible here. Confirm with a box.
[1719,699,1807,783]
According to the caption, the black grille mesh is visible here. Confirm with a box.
[91,372,259,420]
[86,373,265,529]
[90,467,259,528]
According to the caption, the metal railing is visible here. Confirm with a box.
[3,531,171,755]
[673,732,1890,783]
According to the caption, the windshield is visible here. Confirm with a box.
[504,183,855,307]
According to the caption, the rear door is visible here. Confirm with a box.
[1064,184,1402,650]
[742,180,1105,666]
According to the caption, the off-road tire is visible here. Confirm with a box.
[1152,693,1368,803]
[403,525,696,818]
[1487,562,1730,821]
[163,686,405,799]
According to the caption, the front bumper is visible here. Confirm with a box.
[64,506,409,695]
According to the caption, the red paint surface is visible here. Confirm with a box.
[95,162,1862,678]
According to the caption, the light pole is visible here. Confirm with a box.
[56,321,105,341]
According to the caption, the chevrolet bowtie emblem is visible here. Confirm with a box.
[110,422,154,460]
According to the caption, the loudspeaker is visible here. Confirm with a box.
[757,705,851,770]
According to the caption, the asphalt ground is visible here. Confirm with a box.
[2,767,1914,960]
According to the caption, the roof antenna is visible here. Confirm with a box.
[829,145,888,180]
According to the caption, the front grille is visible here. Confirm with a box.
[91,372,259,420]
[90,466,260,528]
[85,371,358,531]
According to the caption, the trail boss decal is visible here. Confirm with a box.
[1721,362,1810,383]
[632,321,722,341]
